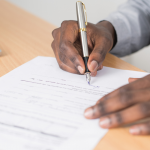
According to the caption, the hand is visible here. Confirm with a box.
[84,75,150,135]
[51,21,116,76]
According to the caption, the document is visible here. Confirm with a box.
[0,56,148,150]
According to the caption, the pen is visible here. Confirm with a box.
[76,1,91,85]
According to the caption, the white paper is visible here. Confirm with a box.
[0,56,148,150]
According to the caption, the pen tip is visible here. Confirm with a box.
[86,73,91,85]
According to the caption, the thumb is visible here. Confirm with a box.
[128,78,139,83]
[87,40,109,73]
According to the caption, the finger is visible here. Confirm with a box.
[128,78,139,83]
[88,35,113,73]
[52,29,80,74]
[85,88,150,119]
[97,64,103,71]
[90,65,103,77]
[52,28,60,38]
[59,21,85,74]
[91,71,97,77]
[99,101,150,128]
[59,41,85,74]
[126,75,150,90]
[96,87,118,104]
[96,75,150,105]
[129,121,150,135]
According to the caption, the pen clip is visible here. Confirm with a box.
[81,2,87,26]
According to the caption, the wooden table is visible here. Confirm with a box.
[0,0,149,149]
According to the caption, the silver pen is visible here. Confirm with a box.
[76,1,91,85]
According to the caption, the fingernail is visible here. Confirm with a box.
[90,60,98,72]
[99,118,111,128]
[78,66,84,74]
[84,108,93,118]
[129,128,140,135]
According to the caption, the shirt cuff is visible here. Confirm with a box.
[105,12,132,57]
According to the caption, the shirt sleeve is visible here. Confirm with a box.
[105,0,150,57]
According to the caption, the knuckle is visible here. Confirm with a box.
[120,92,133,105]
[97,101,106,115]
[69,54,79,64]
[52,28,58,38]
[59,42,67,52]
[118,88,128,104]
[61,21,78,31]
[119,87,128,94]
[115,112,123,124]
[73,41,82,52]
[70,56,76,63]
[61,20,68,27]
[59,52,67,64]
[140,102,150,116]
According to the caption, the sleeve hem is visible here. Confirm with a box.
[105,13,132,56]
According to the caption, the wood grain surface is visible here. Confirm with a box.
[0,0,149,150]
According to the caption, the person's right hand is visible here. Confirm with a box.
[51,20,116,76]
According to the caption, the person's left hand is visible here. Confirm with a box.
[84,75,150,135]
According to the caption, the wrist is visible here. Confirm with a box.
[96,21,117,49]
